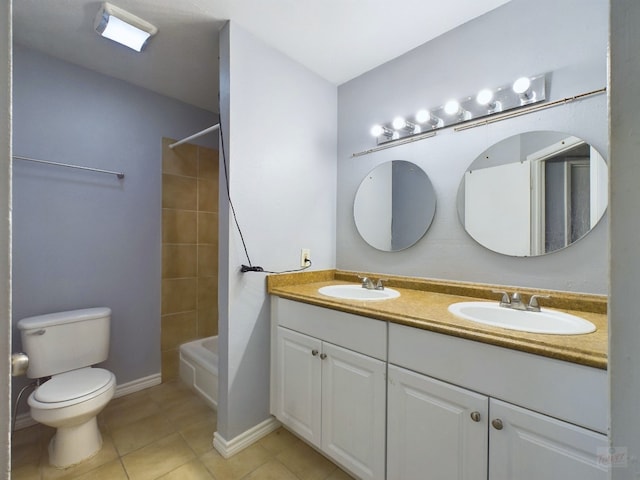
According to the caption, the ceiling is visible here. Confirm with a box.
[13,0,511,113]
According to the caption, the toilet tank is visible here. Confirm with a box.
[17,307,111,379]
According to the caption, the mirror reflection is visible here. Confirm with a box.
[457,131,608,257]
[354,160,436,251]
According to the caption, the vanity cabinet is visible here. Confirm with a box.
[388,322,608,480]
[271,298,387,480]
[387,364,488,480]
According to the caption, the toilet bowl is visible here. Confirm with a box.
[28,368,116,467]
[17,307,116,468]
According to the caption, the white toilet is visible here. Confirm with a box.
[18,307,116,468]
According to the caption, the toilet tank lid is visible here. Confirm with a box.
[18,307,111,330]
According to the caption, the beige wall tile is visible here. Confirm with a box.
[162,278,197,314]
[162,245,197,279]
[163,175,197,210]
[197,212,218,245]
[197,179,218,213]
[198,246,217,277]
[198,147,219,181]
[162,209,197,244]
[161,348,180,381]
[197,307,218,337]
[161,312,197,350]
[197,276,217,310]
[162,138,198,177]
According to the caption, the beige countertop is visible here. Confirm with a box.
[267,270,608,370]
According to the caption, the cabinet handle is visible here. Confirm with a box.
[470,411,481,422]
[311,349,319,356]
[491,419,504,430]
[320,353,327,360]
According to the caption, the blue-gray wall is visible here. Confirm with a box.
[337,0,608,294]
[12,45,217,403]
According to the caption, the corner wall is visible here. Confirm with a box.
[217,22,337,441]
[1,0,11,476]
[11,45,217,409]
[337,0,608,294]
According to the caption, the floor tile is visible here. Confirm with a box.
[276,440,338,480]
[121,432,195,480]
[164,395,214,429]
[200,443,271,480]
[157,459,215,479]
[179,417,216,455]
[242,459,299,480]
[72,459,128,480]
[111,410,176,455]
[258,428,299,456]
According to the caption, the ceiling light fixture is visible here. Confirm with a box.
[94,2,158,52]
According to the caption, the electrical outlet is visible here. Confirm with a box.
[300,248,311,267]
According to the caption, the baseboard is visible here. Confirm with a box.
[113,373,162,398]
[13,372,162,431]
[213,416,281,458]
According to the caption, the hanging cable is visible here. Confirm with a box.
[217,112,312,275]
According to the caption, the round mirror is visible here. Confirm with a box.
[354,160,436,251]
[457,131,608,257]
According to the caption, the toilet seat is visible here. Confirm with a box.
[29,368,115,409]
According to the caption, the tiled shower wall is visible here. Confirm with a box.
[161,138,219,380]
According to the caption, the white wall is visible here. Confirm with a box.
[0,1,11,477]
[217,22,337,441]
[610,1,640,477]
[337,0,608,294]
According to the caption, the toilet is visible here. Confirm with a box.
[18,307,116,468]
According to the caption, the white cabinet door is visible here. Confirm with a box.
[387,365,488,480]
[275,327,322,447]
[489,398,608,480]
[321,342,386,480]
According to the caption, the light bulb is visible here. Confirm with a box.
[370,125,384,137]
[513,77,531,94]
[476,89,494,106]
[392,131,400,140]
[415,109,430,123]
[444,100,461,115]
[392,117,406,130]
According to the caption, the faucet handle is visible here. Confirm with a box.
[375,279,388,290]
[528,294,551,311]
[492,290,511,306]
[357,275,372,289]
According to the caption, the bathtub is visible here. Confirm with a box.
[179,336,218,410]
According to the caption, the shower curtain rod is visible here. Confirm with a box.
[13,155,125,179]
[169,124,220,149]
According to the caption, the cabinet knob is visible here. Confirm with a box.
[491,419,504,430]
[311,349,319,356]
[320,353,327,360]
[470,411,481,422]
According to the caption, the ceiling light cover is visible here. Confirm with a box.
[94,2,158,52]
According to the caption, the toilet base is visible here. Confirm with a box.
[48,416,103,468]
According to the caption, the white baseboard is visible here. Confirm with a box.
[213,416,281,458]
[113,373,162,398]
[13,372,162,431]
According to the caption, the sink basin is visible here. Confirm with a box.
[447,301,596,335]
[318,285,400,301]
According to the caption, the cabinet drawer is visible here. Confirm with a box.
[272,297,387,360]
[389,322,607,434]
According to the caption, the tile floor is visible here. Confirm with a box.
[11,380,354,480]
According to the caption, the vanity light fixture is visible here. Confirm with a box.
[94,2,158,52]
[369,73,546,145]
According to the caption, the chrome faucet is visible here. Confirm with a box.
[358,276,387,290]
[493,291,551,312]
